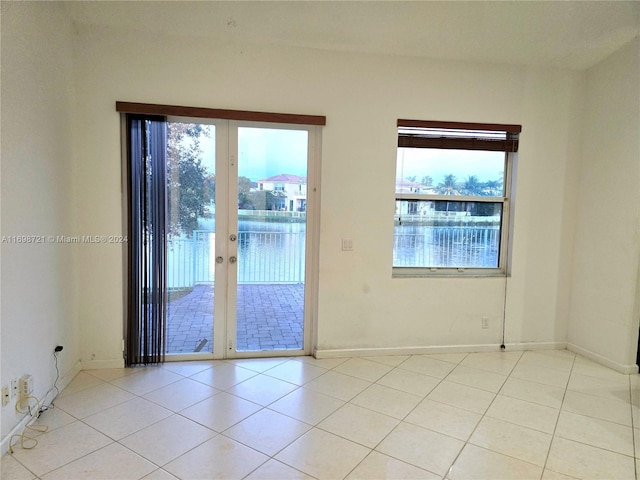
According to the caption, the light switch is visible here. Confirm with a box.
[342,238,353,251]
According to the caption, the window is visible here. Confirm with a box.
[393,119,521,276]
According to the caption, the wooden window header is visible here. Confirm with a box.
[116,102,326,126]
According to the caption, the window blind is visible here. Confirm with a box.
[397,119,521,152]
[125,115,168,366]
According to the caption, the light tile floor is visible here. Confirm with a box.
[3,350,640,479]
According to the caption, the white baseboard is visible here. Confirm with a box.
[59,359,83,392]
[314,341,568,359]
[567,343,639,374]
[314,342,637,375]
[80,358,125,370]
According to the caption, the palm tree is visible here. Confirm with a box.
[435,174,460,195]
[482,179,502,196]
[435,174,460,214]
[462,175,482,196]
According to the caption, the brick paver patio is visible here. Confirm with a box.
[166,283,304,353]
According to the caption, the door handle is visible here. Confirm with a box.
[216,256,224,264]
[229,256,237,264]
[229,234,237,241]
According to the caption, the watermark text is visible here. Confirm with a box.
[1,235,128,244]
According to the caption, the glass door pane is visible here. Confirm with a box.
[165,122,216,355]
[234,127,308,353]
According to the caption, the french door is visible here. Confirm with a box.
[164,118,319,360]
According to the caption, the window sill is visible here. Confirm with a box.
[392,267,508,278]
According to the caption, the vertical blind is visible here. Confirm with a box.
[126,115,168,366]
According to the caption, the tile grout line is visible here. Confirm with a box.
[539,352,577,479]
[339,351,538,479]
[105,366,210,477]
[442,350,526,479]
[12,373,124,478]
[13,358,391,479]
[264,354,456,478]
[226,361,350,480]
[9,352,636,480]
[116,364,239,478]
[59,366,218,478]
[337,353,470,480]
[11,354,474,478]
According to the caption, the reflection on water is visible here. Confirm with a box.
[237,220,306,283]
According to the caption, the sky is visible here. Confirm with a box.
[197,126,308,181]
[189,123,503,185]
[396,148,505,185]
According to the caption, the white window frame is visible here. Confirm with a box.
[393,119,520,278]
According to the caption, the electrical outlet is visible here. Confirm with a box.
[19,374,33,398]
[2,385,9,407]
[482,316,489,329]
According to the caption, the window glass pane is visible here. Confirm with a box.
[393,201,502,268]
[165,122,216,354]
[396,148,505,197]
[237,127,308,352]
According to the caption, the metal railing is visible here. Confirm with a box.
[167,225,500,288]
[238,209,306,219]
[394,213,501,223]
[167,230,306,288]
[393,226,500,268]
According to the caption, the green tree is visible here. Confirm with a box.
[421,175,433,187]
[461,175,482,195]
[166,123,212,236]
[435,174,460,195]
[204,173,215,204]
[249,190,286,210]
[237,176,254,209]
[435,174,460,214]
[483,179,502,196]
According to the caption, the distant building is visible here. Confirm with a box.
[256,173,307,212]
[395,178,424,194]
[395,179,433,216]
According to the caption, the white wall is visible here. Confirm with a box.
[568,38,640,369]
[1,2,80,445]
[71,23,583,365]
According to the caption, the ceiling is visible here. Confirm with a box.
[68,1,640,70]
